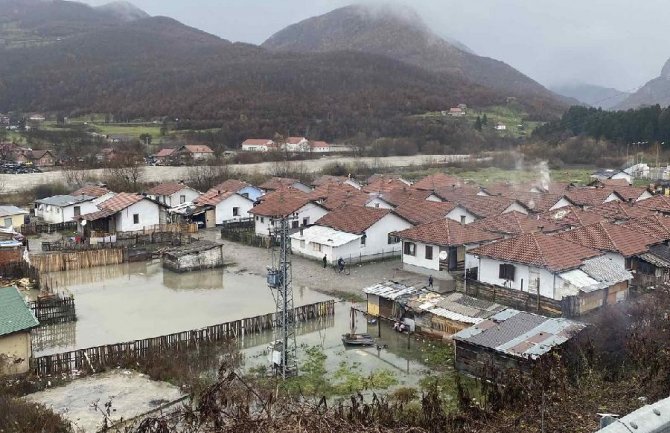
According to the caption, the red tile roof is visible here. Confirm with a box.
[412,173,461,191]
[636,195,670,213]
[183,144,214,153]
[393,199,458,225]
[363,175,411,193]
[98,192,145,213]
[587,200,653,222]
[147,182,192,196]
[380,187,433,206]
[470,232,601,272]
[622,215,670,241]
[286,136,306,144]
[555,221,658,257]
[603,185,652,202]
[212,179,251,193]
[311,175,350,187]
[506,192,573,213]
[310,140,329,149]
[599,179,630,187]
[194,189,237,206]
[259,177,300,191]
[308,183,367,209]
[471,211,563,235]
[564,187,622,207]
[451,195,528,218]
[249,189,315,217]
[432,184,483,201]
[242,138,272,145]
[540,206,606,228]
[154,148,175,158]
[71,185,110,198]
[394,219,502,247]
[315,206,392,234]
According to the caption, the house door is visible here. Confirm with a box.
[448,247,458,271]
[205,209,216,228]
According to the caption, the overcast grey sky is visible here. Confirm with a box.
[84,0,670,91]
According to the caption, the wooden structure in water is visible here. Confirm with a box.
[28,294,76,325]
[31,249,126,273]
[31,300,335,376]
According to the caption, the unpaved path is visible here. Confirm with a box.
[1,154,465,193]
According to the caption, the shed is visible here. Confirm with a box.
[452,309,585,379]
[162,240,225,273]
[0,286,39,375]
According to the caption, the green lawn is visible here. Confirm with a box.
[90,123,162,138]
[452,167,592,186]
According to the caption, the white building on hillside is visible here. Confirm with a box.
[35,195,98,224]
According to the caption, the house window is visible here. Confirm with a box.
[261,217,264,223]
[460,215,466,224]
[404,242,416,256]
[180,195,186,204]
[529,270,540,292]
[425,245,433,260]
[133,214,140,224]
[73,206,81,217]
[375,203,380,208]
[3,218,11,227]
[388,234,399,244]
[302,217,309,226]
[499,264,515,281]
[233,207,239,216]
[292,220,299,229]
[311,242,322,252]
[360,233,367,246]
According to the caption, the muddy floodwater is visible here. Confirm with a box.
[33,260,332,356]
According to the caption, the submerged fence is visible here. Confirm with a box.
[31,300,335,376]
[30,248,126,273]
[28,294,76,325]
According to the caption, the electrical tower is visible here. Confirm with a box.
[266,217,297,378]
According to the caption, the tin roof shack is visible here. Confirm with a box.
[162,240,224,273]
[452,309,586,380]
[0,286,39,375]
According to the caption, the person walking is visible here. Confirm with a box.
[428,275,434,288]
[337,257,345,273]
[322,254,327,268]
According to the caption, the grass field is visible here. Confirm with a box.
[451,167,592,185]
[90,123,162,138]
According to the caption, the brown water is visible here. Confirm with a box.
[33,260,332,356]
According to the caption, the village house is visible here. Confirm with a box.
[590,168,632,185]
[309,140,331,153]
[241,138,276,152]
[467,232,633,313]
[71,184,113,199]
[249,189,328,236]
[35,194,98,223]
[284,136,310,152]
[153,148,176,164]
[27,150,55,167]
[447,107,465,117]
[0,286,39,376]
[212,179,264,202]
[363,174,412,194]
[563,186,624,209]
[362,281,506,338]
[451,195,531,220]
[412,172,461,191]
[174,144,214,160]
[291,206,412,264]
[452,309,586,379]
[78,192,167,234]
[540,206,607,230]
[393,218,502,282]
[147,182,200,208]
[0,206,28,230]
[308,184,393,211]
[193,188,255,225]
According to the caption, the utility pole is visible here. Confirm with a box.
[267,217,297,379]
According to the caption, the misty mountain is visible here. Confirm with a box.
[262,4,566,113]
[95,1,149,22]
[0,0,149,48]
[551,83,631,110]
[617,59,670,110]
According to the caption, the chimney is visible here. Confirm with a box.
[538,226,544,232]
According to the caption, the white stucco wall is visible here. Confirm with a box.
[401,240,440,271]
[114,199,160,232]
[152,187,200,208]
[365,197,394,209]
[549,197,572,210]
[214,194,254,224]
[503,202,529,214]
[446,207,477,224]
[472,255,558,299]
[37,200,98,224]
[253,203,328,236]
[636,190,653,201]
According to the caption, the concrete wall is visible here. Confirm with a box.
[115,199,160,232]
[163,246,224,272]
[0,331,32,375]
[474,256,557,299]
[214,194,254,224]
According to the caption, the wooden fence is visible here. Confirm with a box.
[221,226,274,248]
[464,279,564,317]
[28,294,76,325]
[30,249,125,273]
[42,232,193,252]
[20,221,78,236]
[31,300,335,376]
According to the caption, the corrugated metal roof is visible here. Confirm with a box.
[595,395,670,433]
[0,286,39,336]
[290,225,360,247]
[453,309,586,360]
[36,195,95,206]
[581,256,633,284]
[638,252,670,269]
[0,205,28,217]
[362,281,419,300]
[559,269,607,293]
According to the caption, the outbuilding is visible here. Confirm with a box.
[0,286,39,376]
[162,240,225,273]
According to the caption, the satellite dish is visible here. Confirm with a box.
[438,251,448,260]
[81,220,87,226]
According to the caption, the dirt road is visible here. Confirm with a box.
[1,154,466,193]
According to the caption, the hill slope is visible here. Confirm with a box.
[551,83,630,110]
[617,59,670,109]
[262,4,565,115]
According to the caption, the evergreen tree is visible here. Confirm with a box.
[482,114,488,125]
[474,116,482,131]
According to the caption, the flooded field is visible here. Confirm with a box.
[33,260,332,356]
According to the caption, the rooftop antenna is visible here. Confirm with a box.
[266,216,297,379]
